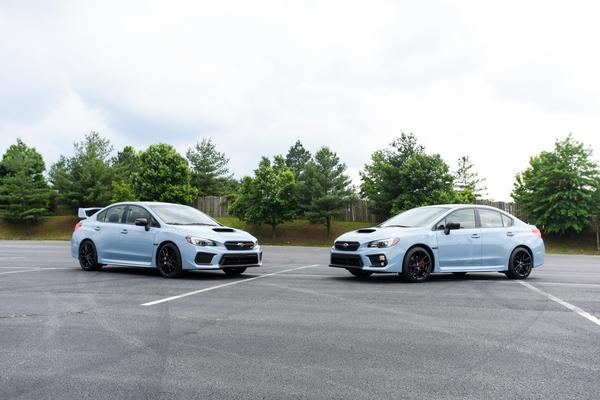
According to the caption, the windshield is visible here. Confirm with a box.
[378,206,450,228]
[148,204,220,226]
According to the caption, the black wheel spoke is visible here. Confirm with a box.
[511,250,532,278]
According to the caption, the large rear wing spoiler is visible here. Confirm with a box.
[78,207,103,219]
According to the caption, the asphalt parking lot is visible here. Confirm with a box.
[1,241,599,400]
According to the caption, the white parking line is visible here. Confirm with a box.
[0,267,73,275]
[518,281,600,327]
[141,265,320,306]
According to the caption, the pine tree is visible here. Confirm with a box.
[0,139,51,229]
[454,155,487,201]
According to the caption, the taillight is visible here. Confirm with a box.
[531,226,542,238]
[74,222,83,231]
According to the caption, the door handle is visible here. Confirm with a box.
[121,229,128,234]
[94,226,101,231]
[471,234,480,239]
[507,232,514,237]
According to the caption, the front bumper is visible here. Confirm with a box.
[329,245,405,273]
[180,244,263,270]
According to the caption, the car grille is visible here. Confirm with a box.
[224,241,255,251]
[330,253,363,267]
[334,241,360,251]
[220,254,259,266]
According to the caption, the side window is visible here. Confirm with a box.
[501,214,514,227]
[444,208,476,229]
[96,210,107,222]
[126,206,151,225]
[479,209,504,228]
[125,206,160,227]
[104,206,126,224]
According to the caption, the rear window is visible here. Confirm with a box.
[479,209,504,228]
[501,214,514,227]
[96,210,107,222]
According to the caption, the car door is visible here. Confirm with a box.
[120,205,159,266]
[435,208,481,270]
[93,205,127,263]
[477,208,510,268]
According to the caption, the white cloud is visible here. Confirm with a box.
[1,0,599,200]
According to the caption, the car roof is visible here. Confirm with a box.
[103,201,189,208]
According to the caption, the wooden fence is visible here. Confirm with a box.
[194,196,527,223]
[194,196,233,218]
[194,196,379,222]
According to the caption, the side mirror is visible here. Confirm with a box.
[444,222,460,235]
[134,218,150,231]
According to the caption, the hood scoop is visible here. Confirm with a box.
[356,228,377,233]
[212,228,235,233]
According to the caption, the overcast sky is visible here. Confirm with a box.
[1,1,599,200]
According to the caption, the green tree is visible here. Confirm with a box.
[133,144,197,204]
[186,138,235,196]
[230,156,296,239]
[591,183,600,250]
[285,140,312,178]
[360,133,454,217]
[49,131,114,211]
[300,147,355,236]
[454,155,487,202]
[512,134,599,235]
[110,146,140,202]
[0,139,51,227]
[391,153,455,213]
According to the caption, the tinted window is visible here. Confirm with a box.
[104,206,126,224]
[96,210,107,222]
[148,204,219,226]
[501,214,514,227]
[379,207,450,228]
[442,208,476,229]
[125,206,152,225]
[479,209,504,228]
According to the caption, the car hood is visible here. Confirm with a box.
[168,225,257,243]
[334,226,425,243]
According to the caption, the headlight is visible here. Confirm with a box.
[368,238,400,248]
[186,236,216,246]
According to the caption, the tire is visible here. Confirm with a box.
[156,243,184,278]
[223,267,247,276]
[401,246,433,283]
[347,268,373,278]
[505,247,532,280]
[79,240,103,271]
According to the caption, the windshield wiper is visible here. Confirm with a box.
[382,224,412,228]
[182,223,216,226]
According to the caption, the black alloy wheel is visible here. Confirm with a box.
[157,243,183,278]
[506,248,532,279]
[347,268,373,278]
[401,246,432,283]
[223,267,247,276]
[79,241,102,271]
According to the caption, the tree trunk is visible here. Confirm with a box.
[271,224,277,240]
[326,217,331,238]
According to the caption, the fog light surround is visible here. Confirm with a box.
[367,254,388,267]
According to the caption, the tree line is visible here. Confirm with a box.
[0,131,598,238]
